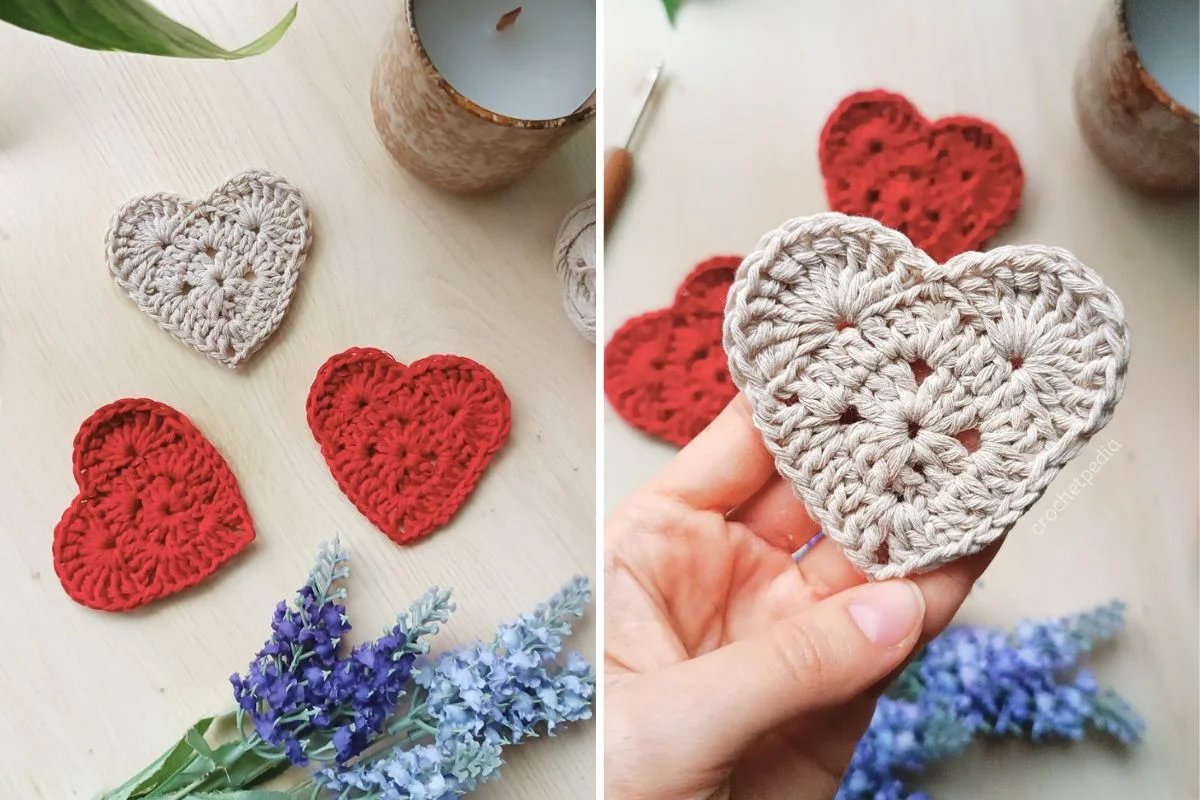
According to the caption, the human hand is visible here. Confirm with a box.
[604,396,1000,800]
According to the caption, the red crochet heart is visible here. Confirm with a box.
[53,399,254,612]
[605,257,742,446]
[819,90,1024,262]
[306,348,511,544]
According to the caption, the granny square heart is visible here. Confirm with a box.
[53,399,255,612]
[306,348,512,545]
[819,90,1024,262]
[604,256,741,446]
[724,214,1130,579]
[105,169,312,368]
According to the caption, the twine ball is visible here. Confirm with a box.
[553,197,597,342]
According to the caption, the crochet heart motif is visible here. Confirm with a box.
[724,214,1130,579]
[306,348,511,544]
[819,90,1023,263]
[605,257,741,446]
[105,169,312,368]
[53,399,255,612]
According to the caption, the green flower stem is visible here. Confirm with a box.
[286,777,315,798]
[97,753,198,800]
[406,719,438,738]
[301,713,438,800]
[384,688,428,738]
[98,715,288,800]
[162,775,208,800]
[98,714,225,800]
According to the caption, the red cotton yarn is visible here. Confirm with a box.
[604,257,741,446]
[306,348,511,545]
[53,399,255,612]
[819,89,1024,262]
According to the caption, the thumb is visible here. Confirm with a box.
[637,580,925,771]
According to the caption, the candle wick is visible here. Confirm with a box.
[496,6,522,31]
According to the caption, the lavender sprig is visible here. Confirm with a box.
[230,540,453,767]
[99,543,595,800]
[318,588,454,763]
[312,577,596,799]
[312,732,504,800]
[231,539,354,764]
[838,697,971,800]
[838,600,1143,799]
[1088,687,1145,744]
[419,575,595,747]
[905,600,1140,742]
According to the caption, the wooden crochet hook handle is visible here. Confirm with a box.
[605,62,663,235]
[604,147,632,234]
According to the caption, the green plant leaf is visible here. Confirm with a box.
[661,0,682,25]
[208,743,291,789]
[184,727,219,760]
[152,748,218,795]
[0,0,296,58]
[100,717,215,800]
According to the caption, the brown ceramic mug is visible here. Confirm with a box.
[1074,0,1199,194]
[370,1,596,194]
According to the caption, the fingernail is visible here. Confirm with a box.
[848,580,925,647]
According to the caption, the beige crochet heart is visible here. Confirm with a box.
[105,169,312,368]
[724,213,1130,579]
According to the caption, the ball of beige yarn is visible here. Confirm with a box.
[553,197,597,342]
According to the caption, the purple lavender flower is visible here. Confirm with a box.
[230,539,353,764]
[838,601,1143,799]
[837,697,969,800]
[322,588,453,762]
[905,601,1142,743]
[230,540,452,766]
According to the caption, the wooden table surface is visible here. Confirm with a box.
[0,1,597,796]
[602,0,1198,796]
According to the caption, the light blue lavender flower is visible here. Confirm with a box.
[316,732,503,800]
[313,577,596,799]
[417,575,596,747]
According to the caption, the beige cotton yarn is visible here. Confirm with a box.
[553,197,597,342]
[105,169,312,368]
[723,213,1130,579]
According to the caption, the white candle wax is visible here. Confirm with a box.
[1126,0,1199,114]
[413,0,596,122]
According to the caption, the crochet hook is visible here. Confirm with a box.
[604,61,663,234]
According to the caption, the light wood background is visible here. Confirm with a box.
[603,0,1198,796]
[0,1,596,796]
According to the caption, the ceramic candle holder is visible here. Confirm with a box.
[1074,0,1199,194]
[371,1,596,194]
